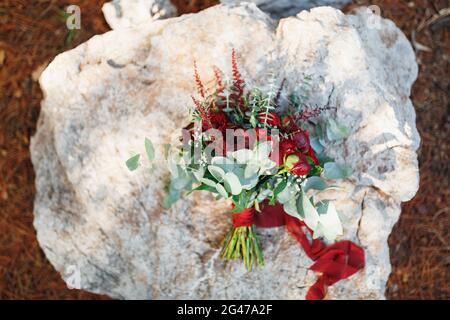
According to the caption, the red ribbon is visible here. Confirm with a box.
[232,203,365,300]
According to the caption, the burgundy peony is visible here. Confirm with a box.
[292,130,311,153]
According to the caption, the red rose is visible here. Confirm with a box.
[277,139,296,165]
[285,153,311,176]
[292,130,311,153]
[258,112,281,127]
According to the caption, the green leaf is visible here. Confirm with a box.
[326,119,350,141]
[211,156,235,172]
[215,183,229,198]
[208,165,226,181]
[273,179,288,197]
[144,138,155,161]
[244,164,259,178]
[310,137,324,154]
[313,201,343,241]
[223,172,243,195]
[192,167,205,181]
[164,192,181,208]
[172,176,191,190]
[317,153,334,166]
[299,190,320,230]
[126,154,140,171]
[323,162,353,180]
[200,177,217,187]
[277,184,297,204]
[255,141,273,161]
[193,183,216,193]
[233,149,253,164]
[303,176,327,192]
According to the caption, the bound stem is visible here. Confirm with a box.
[220,225,264,270]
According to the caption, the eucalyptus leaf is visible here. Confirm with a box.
[326,119,350,141]
[163,188,181,208]
[125,154,140,171]
[144,138,155,161]
[200,178,217,187]
[215,183,229,198]
[192,167,205,181]
[277,184,297,204]
[244,164,259,178]
[323,162,353,180]
[310,137,324,154]
[211,156,235,172]
[255,141,273,161]
[317,153,334,166]
[208,165,226,181]
[313,201,343,242]
[223,172,243,195]
[299,190,320,230]
[303,176,327,192]
[172,175,191,190]
[232,149,253,164]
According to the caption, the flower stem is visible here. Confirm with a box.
[220,225,264,270]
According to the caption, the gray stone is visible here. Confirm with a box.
[221,0,352,18]
[31,4,419,299]
[102,0,177,29]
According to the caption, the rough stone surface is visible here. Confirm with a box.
[31,4,419,299]
[221,0,351,18]
[102,0,177,29]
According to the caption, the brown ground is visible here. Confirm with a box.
[0,0,448,299]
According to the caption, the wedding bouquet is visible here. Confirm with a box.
[127,50,364,299]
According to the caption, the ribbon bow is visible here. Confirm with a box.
[233,203,365,300]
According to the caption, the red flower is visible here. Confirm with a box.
[277,139,296,165]
[208,111,229,131]
[285,153,311,176]
[281,116,292,128]
[292,130,311,153]
[280,139,296,155]
[281,116,300,133]
[258,112,281,127]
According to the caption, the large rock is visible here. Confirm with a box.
[102,0,177,29]
[102,1,352,29]
[221,0,351,18]
[31,4,419,299]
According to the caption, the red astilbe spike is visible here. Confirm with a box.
[231,49,245,109]
[191,96,212,129]
[293,105,337,123]
[193,60,205,98]
[213,66,224,94]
